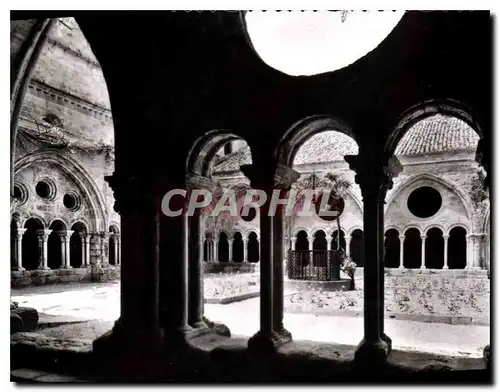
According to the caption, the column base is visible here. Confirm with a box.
[247,330,289,354]
[483,345,491,370]
[354,337,390,364]
[60,265,73,269]
[380,332,392,353]
[274,326,293,345]
[37,266,50,270]
[190,320,209,329]
[12,266,25,272]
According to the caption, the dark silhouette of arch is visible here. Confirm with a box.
[11,219,18,269]
[313,230,327,250]
[48,220,66,269]
[109,236,116,265]
[404,228,421,269]
[448,227,467,269]
[203,233,213,261]
[425,228,444,269]
[22,218,43,270]
[384,229,400,268]
[70,222,86,268]
[296,230,310,267]
[248,232,259,262]
[350,229,364,267]
[331,229,346,251]
[218,232,229,262]
[232,232,244,262]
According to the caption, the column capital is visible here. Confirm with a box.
[57,230,74,241]
[111,233,121,240]
[442,234,450,240]
[240,163,299,190]
[36,229,52,240]
[79,232,91,242]
[15,228,27,240]
[291,236,297,242]
[398,235,406,240]
[185,173,215,191]
[420,235,427,240]
[100,231,111,240]
[105,172,163,216]
[274,164,301,190]
[344,154,403,201]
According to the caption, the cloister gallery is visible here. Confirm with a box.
[10,11,491,383]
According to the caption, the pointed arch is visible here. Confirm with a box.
[386,173,474,223]
[14,150,107,232]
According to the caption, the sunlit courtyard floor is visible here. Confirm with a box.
[11,280,489,358]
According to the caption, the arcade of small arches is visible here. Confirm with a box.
[203,231,260,263]
[10,217,121,272]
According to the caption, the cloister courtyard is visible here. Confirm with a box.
[11,270,489,358]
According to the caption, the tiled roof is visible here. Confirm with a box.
[213,115,479,174]
[395,114,479,156]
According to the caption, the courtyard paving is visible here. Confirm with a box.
[11,281,489,358]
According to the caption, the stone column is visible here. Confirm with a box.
[345,234,352,257]
[186,173,212,330]
[58,230,73,269]
[112,234,120,265]
[472,234,483,269]
[466,234,473,269]
[36,229,51,270]
[345,153,402,363]
[291,236,297,250]
[242,238,248,262]
[326,235,332,251]
[214,238,219,262]
[398,235,405,269]
[228,238,234,262]
[93,174,164,355]
[420,235,427,269]
[243,162,299,352]
[443,234,450,269]
[82,234,90,267]
[13,228,26,271]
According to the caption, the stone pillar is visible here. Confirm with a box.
[186,173,212,330]
[291,236,297,250]
[36,229,51,270]
[228,238,234,262]
[13,228,26,271]
[466,234,473,269]
[100,232,111,267]
[345,153,402,363]
[243,162,299,352]
[420,235,427,269]
[326,235,332,251]
[93,174,164,355]
[82,234,90,267]
[116,235,121,265]
[472,234,483,269]
[345,234,351,257]
[112,234,120,265]
[58,230,73,269]
[443,234,449,269]
[398,235,405,269]
[242,238,248,262]
[214,238,219,262]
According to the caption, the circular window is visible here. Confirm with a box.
[35,179,56,200]
[12,182,28,206]
[36,181,50,198]
[315,193,344,222]
[241,206,257,222]
[63,192,81,211]
[407,187,442,218]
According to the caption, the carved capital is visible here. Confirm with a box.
[185,173,215,191]
[105,172,161,216]
[241,163,299,191]
[274,164,300,190]
[36,229,52,241]
[57,230,74,241]
[15,228,27,241]
[344,154,403,201]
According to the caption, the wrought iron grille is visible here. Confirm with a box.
[286,250,342,281]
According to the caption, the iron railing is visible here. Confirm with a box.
[286,250,342,281]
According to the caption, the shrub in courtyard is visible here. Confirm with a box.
[340,252,356,290]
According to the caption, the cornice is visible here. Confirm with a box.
[45,37,101,68]
[27,78,113,121]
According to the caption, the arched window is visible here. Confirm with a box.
[312,230,327,267]
[48,220,66,269]
[11,219,18,269]
[203,233,213,262]
[22,218,44,271]
[296,230,310,267]
[248,232,259,262]
[448,227,467,269]
[218,232,229,263]
[350,229,364,267]
[70,222,87,268]
[109,225,120,265]
[384,229,400,268]
[403,228,421,269]
[425,228,444,269]
[232,232,244,262]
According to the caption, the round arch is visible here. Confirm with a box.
[347,226,364,238]
[186,129,252,178]
[14,150,107,232]
[229,229,243,240]
[385,99,484,157]
[48,217,70,230]
[446,223,469,236]
[21,214,46,229]
[424,224,446,236]
[292,227,310,238]
[403,225,422,236]
[275,115,356,168]
[109,223,120,234]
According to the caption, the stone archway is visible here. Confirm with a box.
[425,227,444,269]
[384,229,400,268]
[404,228,421,269]
[22,217,44,271]
[448,227,467,269]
